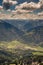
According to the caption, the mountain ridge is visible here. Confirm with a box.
[0,20,43,46]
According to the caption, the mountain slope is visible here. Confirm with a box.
[23,26,43,46]
[0,20,24,42]
[0,20,43,61]
[0,20,43,46]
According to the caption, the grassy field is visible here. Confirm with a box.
[32,51,43,56]
[0,41,43,56]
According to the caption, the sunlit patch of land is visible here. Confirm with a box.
[32,52,43,56]
[0,41,43,65]
[0,41,43,54]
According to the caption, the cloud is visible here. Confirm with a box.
[7,9,11,12]
[2,0,18,10]
[39,0,43,2]
[38,11,43,16]
[11,9,33,14]
[2,0,43,14]
[39,0,43,8]
[0,6,3,10]
[15,0,43,11]
[3,0,8,3]
[14,0,43,15]
[9,0,18,5]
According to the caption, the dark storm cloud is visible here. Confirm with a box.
[2,0,18,10]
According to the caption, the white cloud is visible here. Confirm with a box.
[9,0,18,5]
[15,0,43,10]
[7,9,11,12]
[39,0,43,8]
[14,0,43,15]
[3,0,8,3]
[0,6,3,10]
[38,11,43,16]
[15,9,32,13]
[2,0,43,14]
[11,9,33,15]
[39,0,43,2]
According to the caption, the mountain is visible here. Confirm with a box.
[0,19,43,62]
[4,20,43,45]
[23,26,43,46]
[0,20,24,42]
[0,20,43,46]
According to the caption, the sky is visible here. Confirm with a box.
[0,0,39,5]
[0,0,43,14]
